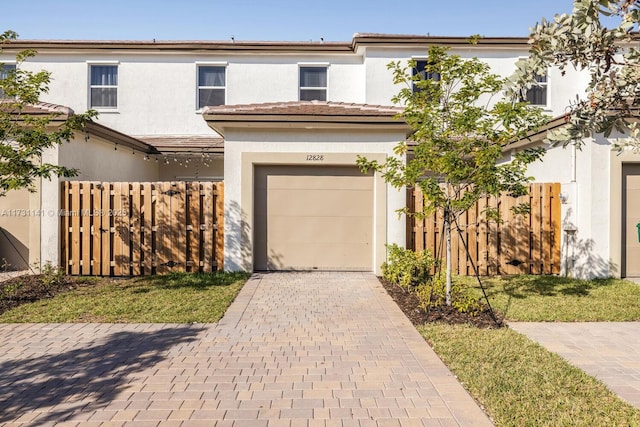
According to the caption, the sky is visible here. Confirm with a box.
[0,0,577,42]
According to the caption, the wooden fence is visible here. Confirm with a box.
[407,183,561,276]
[61,181,224,276]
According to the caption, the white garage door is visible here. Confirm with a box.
[254,165,374,271]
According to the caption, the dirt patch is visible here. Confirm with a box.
[0,274,90,315]
[380,278,503,329]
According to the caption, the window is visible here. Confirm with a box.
[523,74,548,106]
[0,64,16,98]
[299,67,327,101]
[198,66,226,109]
[412,59,440,92]
[90,65,118,108]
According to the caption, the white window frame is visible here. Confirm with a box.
[196,62,227,111]
[87,61,119,111]
[298,63,329,101]
[411,57,440,93]
[517,58,549,109]
[0,62,17,98]
[525,73,549,108]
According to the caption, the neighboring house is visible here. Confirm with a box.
[0,33,637,278]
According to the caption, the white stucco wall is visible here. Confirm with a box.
[222,128,407,275]
[520,135,629,279]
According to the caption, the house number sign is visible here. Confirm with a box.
[306,154,324,161]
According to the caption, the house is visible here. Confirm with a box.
[0,34,637,278]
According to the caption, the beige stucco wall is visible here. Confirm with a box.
[0,188,40,270]
[157,157,224,181]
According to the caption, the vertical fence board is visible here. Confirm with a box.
[466,200,478,276]
[101,183,112,276]
[141,183,153,274]
[91,182,102,275]
[175,182,187,272]
[477,196,488,276]
[131,183,142,276]
[156,182,170,274]
[80,182,92,275]
[188,182,201,272]
[456,209,468,276]
[542,184,553,274]
[61,181,70,273]
[551,183,562,275]
[70,181,81,276]
[487,196,499,275]
[530,184,542,275]
[215,182,225,270]
[203,183,214,272]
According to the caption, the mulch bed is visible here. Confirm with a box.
[380,278,503,329]
[0,274,85,315]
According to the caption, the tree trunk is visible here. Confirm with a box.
[445,211,452,306]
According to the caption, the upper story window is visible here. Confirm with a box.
[0,64,16,98]
[523,73,548,106]
[412,59,440,93]
[299,67,327,101]
[198,66,226,109]
[90,65,118,108]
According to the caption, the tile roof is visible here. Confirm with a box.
[137,135,224,153]
[202,101,403,117]
[0,100,74,116]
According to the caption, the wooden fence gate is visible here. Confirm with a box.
[407,183,561,276]
[61,181,224,276]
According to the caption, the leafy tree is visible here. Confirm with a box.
[0,30,97,197]
[358,46,547,306]
[508,0,640,150]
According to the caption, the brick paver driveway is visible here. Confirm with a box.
[0,272,491,426]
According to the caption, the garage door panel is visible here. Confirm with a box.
[267,174,373,190]
[267,216,373,244]
[254,165,374,271]
[266,242,372,270]
[267,189,373,217]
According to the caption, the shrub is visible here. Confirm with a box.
[38,263,66,296]
[416,273,484,315]
[382,244,435,292]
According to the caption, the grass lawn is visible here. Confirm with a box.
[419,275,640,426]
[467,275,640,321]
[420,323,640,427]
[0,271,250,323]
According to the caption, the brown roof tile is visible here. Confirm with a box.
[202,101,402,117]
[137,135,224,153]
[0,100,74,116]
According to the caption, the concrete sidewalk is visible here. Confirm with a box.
[510,322,640,409]
[0,272,492,426]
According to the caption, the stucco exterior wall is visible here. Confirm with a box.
[520,135,640,279]
[0,188,40,270]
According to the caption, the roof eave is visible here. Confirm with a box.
[204,115,411,136]
[84,121,160,154]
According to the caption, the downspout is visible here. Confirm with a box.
[565,143,578,277]
[571,143,577,183]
